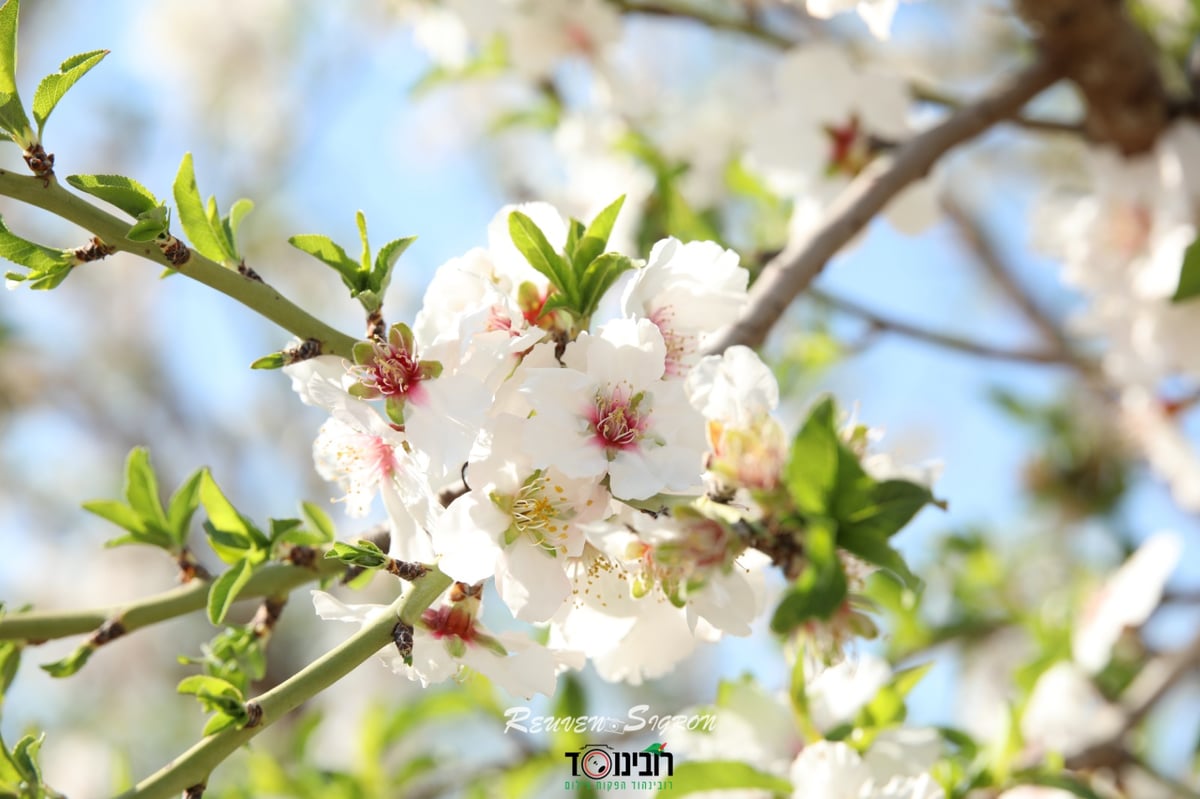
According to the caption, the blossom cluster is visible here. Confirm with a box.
[287,201,805,696]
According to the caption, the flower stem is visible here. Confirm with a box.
[0,169,358,359]
[0,559,344,643]
[112,568,451,799]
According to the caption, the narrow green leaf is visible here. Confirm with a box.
[81,499,144,534]
[573,195,625,268]
[288,233,363,293]
[300,502,336,544]
[508,210,575,303]
[40,644,93,678]
[65,174,158,217]
[356,210,370,274]
[325,539,388,569]
[173,153,229,263]
[124,447,168,530]
[201,195,235,261]
[657,762,792,797]
[249,352,286,370]
[11,733,44,787]
[32,48,108,137]
[166,468,204,547]
[225,198,254,257]
[0,639,19,707]
[1173,236,1200,303]
[578,251,633,317]
[200,470,268,562]
[783,397,840,515]
[0,0,31,143]
[0,216,75,289]
[564,217,585,260]
[202,713,239,736]
[207,558,254,625]
[371,235,417,296]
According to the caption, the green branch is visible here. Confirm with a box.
[0,559,344,643]
[0,169,358,358]
[114,568,452,799]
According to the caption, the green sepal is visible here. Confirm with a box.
[39,643,94,678]
[0,0,32,146]
[32,49,108,139]
[173,153,231,263]
[207,557,255,625]
[384,396,406,425]
[65,173,159,217]
[508,210,576,304]
[249,352,286,370]
[0,216,75,289]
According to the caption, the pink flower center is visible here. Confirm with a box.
[422,605,476,642]
[587,384,649,452]
[362,340,424,399]
[824,114,871,177]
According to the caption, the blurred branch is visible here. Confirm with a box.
[116,568,452,799]
[1127,752,1200,799]
[706,58,1062,353]
[811,288,1071,364]
[1066,629,1200,771]
[0,169,358,359]
[0,559,344,644]
[1014,0,1169,155]
[912,84,1085,137]
[942,199,1096,377]
[609,0,796,47]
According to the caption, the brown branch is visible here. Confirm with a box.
[912,84,1086,137]
[811,288,1071,365]
[706,59,1062,353]
[1014,0,1170,155]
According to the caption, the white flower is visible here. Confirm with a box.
[520,318,707,500]
[804,0,905,40]
[687,346,779,426]
[1073,531,1183,672]
[599,238,749,378]
[1020,661,1124,758]
[497,0,622,78]
[788,738,944,799]
[805,654,892,732]
[434,421,610,622]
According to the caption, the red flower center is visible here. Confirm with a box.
[588,385,649,452]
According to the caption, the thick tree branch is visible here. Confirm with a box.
[811,288,1071,365]
[706,59,1061,353]
[1014,0,1170,155]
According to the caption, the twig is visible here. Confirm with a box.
[811,288,1072,365]
[114,568,452,799]
[705,59,1061,353]
[0,559,344,644]
[608,0,796,48]
[912,84,1085,137]
[0,170,359,359]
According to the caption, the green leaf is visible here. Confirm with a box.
[550,673,588,752]
[783,397,841,515]
[225,198,254,255]
[371,235,416,296]
[207,558,254,625]
[249,351,286,370]
[40,643,93,678]
[840,480,937,540]
[173,153,229,263]
[202,195,235,261]
[83,499,172,549]
[770,522,847,634]
[325,539,388,569]
[838,526,919,587]
[124,447,168,531]
[202,713,240,736]
[65,174,159,217]
[577,251,633,317]
[508,210,575,304]
[1173,235,1200,302]
[10,733,44,788]
[0,0,31,144]
[658,761,792,797]
[199,470,268,563]
[0,216,75,290]
[177,674,246,723]
[165,468,204,548]
[0,639,19,708]
[355,210,370,274]
[573,195,625,268]
[32,49,108,138]
[300,502,336,544]
[288,233,363,293]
